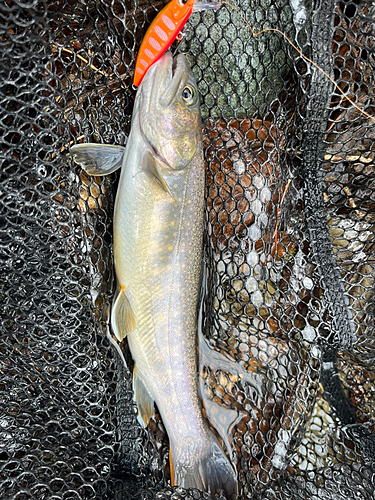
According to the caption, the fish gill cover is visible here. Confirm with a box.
[0,0,375,499]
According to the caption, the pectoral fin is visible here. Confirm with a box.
[148,153,176,203]
[133,366,155,427]
[71,143,126,175]
[111,287,136,341]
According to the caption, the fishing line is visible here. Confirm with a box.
[221,1,375,124]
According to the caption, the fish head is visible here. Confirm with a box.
[137,52,201,170]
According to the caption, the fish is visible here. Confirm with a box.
[71,52,237,499]
[133,0,221,87]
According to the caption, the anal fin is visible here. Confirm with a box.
[133,366,155,427]
[111,287,136,341]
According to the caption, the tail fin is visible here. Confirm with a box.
[171,432,237,500]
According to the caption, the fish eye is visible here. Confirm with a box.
[178,0,188,4]
[182,85,196,105]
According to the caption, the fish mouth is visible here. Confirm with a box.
[172,55,178,77]
[140,52,189,112]
[159,51,181,83]
[160,52,188,107]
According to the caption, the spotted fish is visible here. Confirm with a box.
[71,53,237,498]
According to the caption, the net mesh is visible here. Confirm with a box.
[0,0,374,499]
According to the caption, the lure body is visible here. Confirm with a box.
[134,0,195,87]
[134,0,220,86]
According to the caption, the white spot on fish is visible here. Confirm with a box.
[154,25,168,41]
[162,14,175,31]
[149,37,161,51]
[136,67,144,74]
[140,58,148,68]
[144,48,155,60]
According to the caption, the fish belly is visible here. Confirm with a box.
[114,145,205,440]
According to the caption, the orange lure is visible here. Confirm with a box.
[133,0,219,87]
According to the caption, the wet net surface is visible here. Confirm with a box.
[0,0,375,499]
